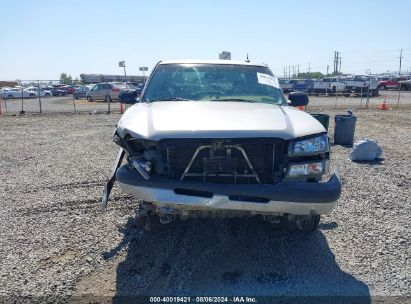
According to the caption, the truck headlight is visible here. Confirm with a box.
[286,161,328,178]
[288,134,329,156]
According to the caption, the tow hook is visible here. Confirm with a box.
[263,215,281,224]
[158,207,176,224]
[159,214,175,224]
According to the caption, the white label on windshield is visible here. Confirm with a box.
[257,73,279,88]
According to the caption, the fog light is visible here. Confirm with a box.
[287,161,324,177]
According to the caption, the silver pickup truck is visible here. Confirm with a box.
[102,60,341,232]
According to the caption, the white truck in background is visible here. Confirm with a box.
[344,75,379,96]
[311,77,346,95]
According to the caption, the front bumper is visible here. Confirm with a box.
[116,165,341,215]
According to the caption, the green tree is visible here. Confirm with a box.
[60,73,73,84]
[73,77,81,84]
[297,72,325,79]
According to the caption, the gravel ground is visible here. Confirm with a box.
[0,106,410,303]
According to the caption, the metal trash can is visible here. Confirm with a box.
[311,113,330,131]
[334,114,357,146]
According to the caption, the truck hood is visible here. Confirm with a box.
[116,101,325,140]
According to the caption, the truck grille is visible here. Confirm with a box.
[158,138,286,184]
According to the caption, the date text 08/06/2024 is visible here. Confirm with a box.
[149,296,257,303]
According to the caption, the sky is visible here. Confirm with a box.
[1,0,411,80]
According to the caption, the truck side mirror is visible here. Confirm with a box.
[288,91,309,107]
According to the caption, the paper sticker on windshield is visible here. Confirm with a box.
[257,73,279,88]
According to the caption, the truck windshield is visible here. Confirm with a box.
[142,63,285,105]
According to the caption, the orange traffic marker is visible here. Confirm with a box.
[120,103,125,114]
[296,105,306,111]
[379,96,388,110]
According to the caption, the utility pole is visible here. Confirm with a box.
[297,65,300,77]
[398,48,403,75]
[397,49,404,107]
[333,51,341,75]
[308,63,311,79]
[336,51,339,74]
[288,66,291,78]
[327,65,329,76]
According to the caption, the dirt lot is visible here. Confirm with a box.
[0,105,410,303]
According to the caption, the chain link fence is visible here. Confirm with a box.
[0,94,133,115]
[1,84,410,116]
[289,90,411,111]
[0,80,132,115]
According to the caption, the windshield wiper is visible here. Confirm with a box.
[150,97,191,102]
[210,98,259,103]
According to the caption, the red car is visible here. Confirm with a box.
[59,85,76,94]
[378,76,408,91]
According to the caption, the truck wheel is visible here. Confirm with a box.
[284,214,321,233]
[87,96,93,102]
[379,85,386,91]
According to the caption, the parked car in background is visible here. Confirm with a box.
[278,79,294,93]
[59,85,76,94]
[86,82,127,102]
[127,82,144,95]
[400,79,411,91]
[73,86,90,99]
[42,86,68,96]
[378,77,401,91]
[26,87,52,97]
[129,82,145,89]
[0,88,36,98]
[0,88,10,98]
[292,79,315,93]
[345,75,379,96]
[377,76,409,91]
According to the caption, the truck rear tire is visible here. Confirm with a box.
[284,214,321,233]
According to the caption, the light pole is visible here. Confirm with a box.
[119,60,127,86]
[139,67,148,82]
[118,61,127,114]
